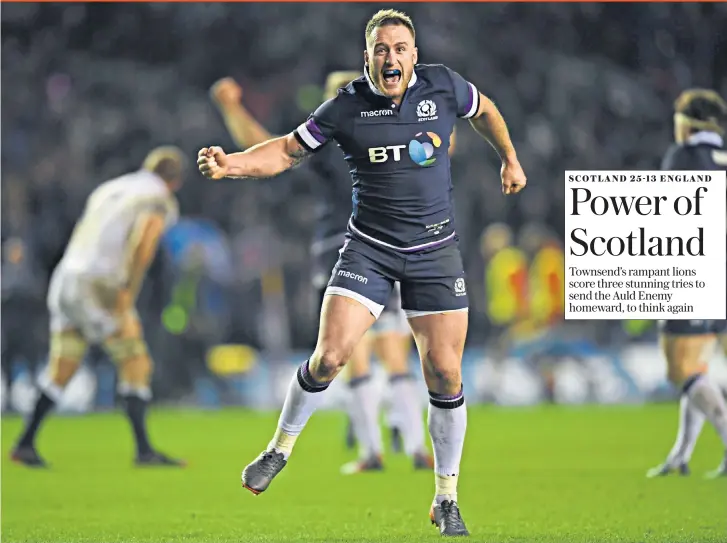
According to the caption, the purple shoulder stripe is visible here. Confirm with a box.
[305,119,327,144]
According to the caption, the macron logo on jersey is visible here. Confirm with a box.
[361,109,394,118]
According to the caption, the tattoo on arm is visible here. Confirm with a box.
[288,146,313,169]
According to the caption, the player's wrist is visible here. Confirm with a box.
[501,151,518,166]
[215,162,233,179]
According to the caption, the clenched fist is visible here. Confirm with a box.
[197,147,229,180]
[501,159,527,195]
[210,78,242,107]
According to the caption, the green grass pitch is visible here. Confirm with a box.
[2,404,725,542]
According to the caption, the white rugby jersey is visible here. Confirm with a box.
[59,170,178,283]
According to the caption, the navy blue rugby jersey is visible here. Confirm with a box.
[294,63,480,252]
[661,131,726,172]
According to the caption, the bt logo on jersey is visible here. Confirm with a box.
[368,132,442,167]
[409,132,441,167]
[368,145,406,163]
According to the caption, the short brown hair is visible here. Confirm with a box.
[142,146,186,183]
[365,9,415,47]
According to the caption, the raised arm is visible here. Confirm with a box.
[447,66,527,194]
[210,78,276,149]
[468,94,516,162]
[468,93,526,194]
[197,133,311,180]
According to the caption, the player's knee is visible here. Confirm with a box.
[422,347,462,390]
[429,365,462,391]
[311,345,352,381]
[104,336,148,363]
[104,336,152,384]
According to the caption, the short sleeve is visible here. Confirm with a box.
[294,97,340,153]
[444,66,480,119]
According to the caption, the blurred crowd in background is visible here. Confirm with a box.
[2,3,726,403]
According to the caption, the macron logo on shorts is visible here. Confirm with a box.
[337,270,368,284]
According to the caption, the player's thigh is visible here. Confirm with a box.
[317,236,396,363]
[54,274,123,345]
[313,295,377,379]
[400,243,468,378]
[658,320,716,383]
[408,310,468,367]
[408,310,467,394]
[47,277,89,379]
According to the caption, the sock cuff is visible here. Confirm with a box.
[297,360,330,393]
[429,386,464,409]
[118,382,153,401]
[388,373,414,384]
[682,373,705,395]
[348,374,371,388]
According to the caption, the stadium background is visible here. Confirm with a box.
[2,2,727,415]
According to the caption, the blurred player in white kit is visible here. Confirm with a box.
[11,147,187,468]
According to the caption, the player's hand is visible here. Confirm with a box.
[501,159,527,195]
[210,77,242,107]
[197,147,229,180]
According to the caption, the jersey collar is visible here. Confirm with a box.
[686,131,724,148]
[364,65,418,97]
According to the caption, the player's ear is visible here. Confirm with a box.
[412,47,418,65]
[364,49,369,67]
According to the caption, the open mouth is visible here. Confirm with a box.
[382,69,401,86]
